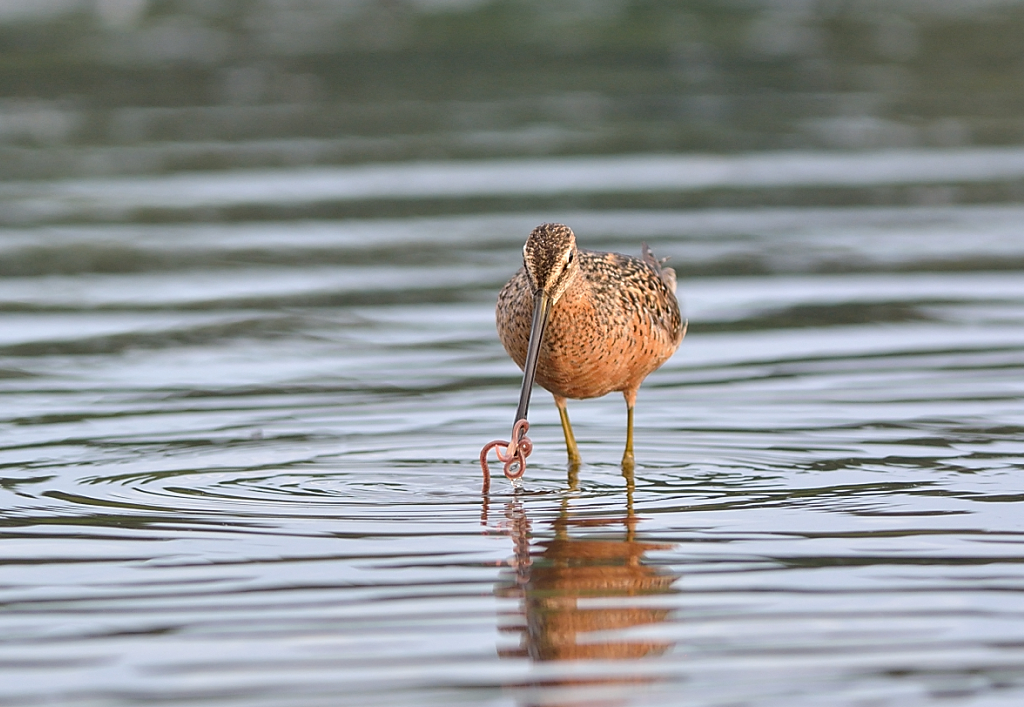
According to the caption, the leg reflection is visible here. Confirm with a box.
[494,495,678,662]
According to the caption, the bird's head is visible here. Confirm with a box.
[523,223,580,304]
[510,223,580,427]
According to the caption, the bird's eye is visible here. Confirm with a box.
[567,252,574,264]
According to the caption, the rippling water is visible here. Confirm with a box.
[3,156,1024,706]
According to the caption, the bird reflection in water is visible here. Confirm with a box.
[488,488,679,682]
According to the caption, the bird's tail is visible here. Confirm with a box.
[641,242,677,293]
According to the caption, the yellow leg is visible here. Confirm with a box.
[554,395,582,466]
[622,389,637,474]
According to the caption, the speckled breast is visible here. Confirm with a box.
[496,257,682,401]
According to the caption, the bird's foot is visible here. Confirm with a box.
[621,451,635,477]
[621,458,636,496]
[566,459,581,490]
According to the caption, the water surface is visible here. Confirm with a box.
[2,157,1024,706]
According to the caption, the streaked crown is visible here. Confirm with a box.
[523,223,579,301]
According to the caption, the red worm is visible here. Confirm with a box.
[480,419,533,491]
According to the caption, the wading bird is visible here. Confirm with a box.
[495,223,685,473]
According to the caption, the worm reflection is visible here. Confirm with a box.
[493,498,679,663]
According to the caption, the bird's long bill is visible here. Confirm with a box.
[513,290,552,425]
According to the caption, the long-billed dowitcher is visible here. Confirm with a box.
[495,222,685,471]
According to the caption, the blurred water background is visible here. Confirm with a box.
[2,1,1024,705]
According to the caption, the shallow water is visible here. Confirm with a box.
[2,157,1024,706]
